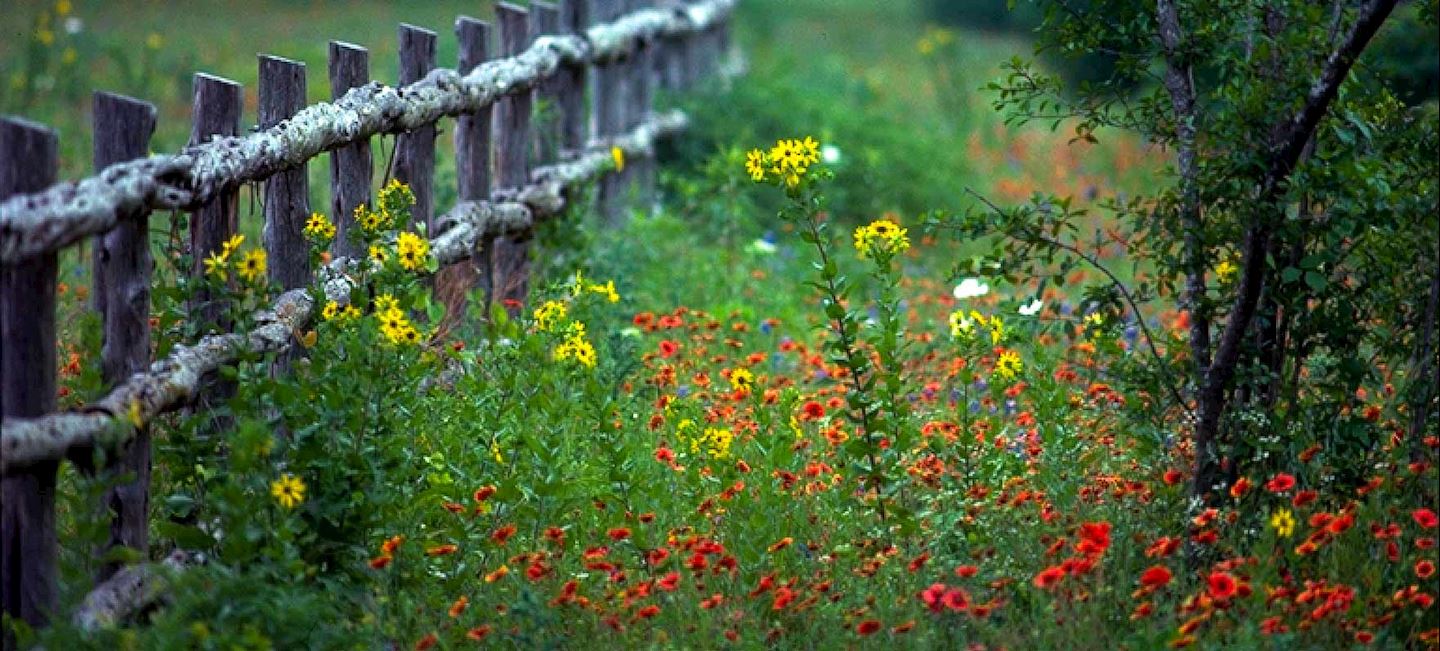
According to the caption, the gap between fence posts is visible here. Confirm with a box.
[491,2,535,315]
[0,115,60,637]
[90,92,158,585]
[592,0,627,225]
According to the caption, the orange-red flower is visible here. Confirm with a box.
[425,544,458,557]
[414,633,438,650]
[1264,473,1296,493]
[492,524,517,545]
[855,620,881,636]
[1417,560,1436,579]
[1034,566,1066,589]
[1207,571,1238,600]
[1140,565,1172,589]
[1414,508,1439,529]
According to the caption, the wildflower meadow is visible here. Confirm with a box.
[1,0,1437,649]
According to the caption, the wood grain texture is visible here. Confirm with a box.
[394,24,438,230]
[187,73,243,334]
[90,91,157,585]
[439,16,493,327]
[492,3,535,312]
[0,115,60,633]
[328,42,373,260]
[260,56,311,291]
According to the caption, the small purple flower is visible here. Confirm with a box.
[676,385,690,398]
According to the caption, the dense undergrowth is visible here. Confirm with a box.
[5,0,1438,649]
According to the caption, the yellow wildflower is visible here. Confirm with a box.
[588,280,620,303]
[1270,508,1295,538]
[396,231,430,272]
[729,367,756,393]
[221,234,245,258]
[271,473,306,509]
[322,301,341,321]
[1215,257,1239,284]
[238,249,267,283]
[369,244,390,266]
[611,146,625,172]
[374,293,400,314]
[994,350,1022,380]
[203,251,228,281]
[304,212,337,242]
[853,219,910,258]
[533,300,568,332]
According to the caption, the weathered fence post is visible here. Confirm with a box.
[395,24,437,231]
[628,0,657,210]
[188,74,243,333]
[260,56,311,292]
[328,42,372,260]
[591,0,626,225]
[440,16,493,326]
[187,74,242,429]
[557,0,590,156]
[532,2,562,166]
[491,2,534,313]
[0,116,60,635]
[90,92,158,584]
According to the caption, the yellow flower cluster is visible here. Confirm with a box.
[994,350,1023,380]
[304,212,336,242]
[569,270,621,303]
[533,300,568,332]
[853,219,910,258]
[374,294,421,345]
[321,300,362,322]
[202,234,267,283]
[675,419,734,460]
[746,136,821,187]
[552,323,597,369]
[396,231,430,272]
[949,310,1006,345]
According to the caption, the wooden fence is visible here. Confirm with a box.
[0,0,736,636]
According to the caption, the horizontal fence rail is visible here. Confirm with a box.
[0,0,735,265]
[0,0,739,637]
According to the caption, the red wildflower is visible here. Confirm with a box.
[767,537,793,553]
[1163,469,1183,485]
[1414,508,1439,529]
[466,625,493,641]
[1075,521,1112,556]
[448,596,469,618]
[800,400,825,420]
[855,620,882,636]
[1229,477,1252,499]
[473,485,497,503]
[636,604,661,619]
[1264,473,1296,493]
[1417,560,1436,579]
[658,571,681,591]
[921,582,947,612]
[381,535,405,555]
[608,527,631,541]
[955,565,979,578]
[1140,565,1172,589]
[1292,489,1319,508]
[1207,572,1238,600]
[1033,566,1066,589]
[771,586,796,611]
[659,340,678,358]
[414,633,438,650]
[492,524,517,545]
[425,544,458,557]
[369,555,392,570]
[908,551,931,572]
[941,588,970,612]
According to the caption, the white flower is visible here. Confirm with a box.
[1018,299,1043,316]
[746,238,777,254]
[821,145,841,164]
[952,277,989,299]
[64,17,83,35]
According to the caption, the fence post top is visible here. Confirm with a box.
[193,72,242,88]
[259,54,306,68]
[329,40,368,54]
[399,23,438,38]
[0,115,60,136]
